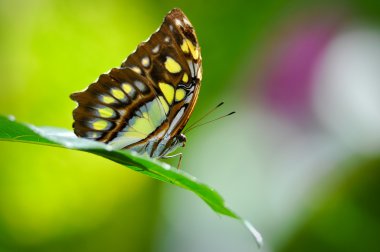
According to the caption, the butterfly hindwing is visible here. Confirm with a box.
[70,8,202,157]
[71,67,158,140]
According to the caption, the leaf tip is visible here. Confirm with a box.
[243,219,263,248]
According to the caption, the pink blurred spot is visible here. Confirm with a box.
[261,13,344,122]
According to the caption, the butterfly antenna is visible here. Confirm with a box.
[184,111,236,134]
[183,102,224,133]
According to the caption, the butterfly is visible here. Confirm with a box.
[70,8,202,165]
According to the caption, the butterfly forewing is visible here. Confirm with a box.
[70,8,202,157]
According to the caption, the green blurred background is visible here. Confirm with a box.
[1,0,380,251]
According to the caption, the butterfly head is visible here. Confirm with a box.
[175,133,187,148]
[159,133,186,157]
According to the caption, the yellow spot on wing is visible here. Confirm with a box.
[121,83,133,94]
[111,88,125,100]
[159,82,174,104]
[182,73,188,83]
[98,107,115,118]
[164,57,182,73]
[181,40,189,53]
[158,96,169,114]
[192,48,199,60]
[142,57,150,67]
[101,95,116,104]
[175,88,186,102]
[92,120,109,130]
[131,66,142,74]
[186,39,199,60]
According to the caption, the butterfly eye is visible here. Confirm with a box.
[178,133,186,143]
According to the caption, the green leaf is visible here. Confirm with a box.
[0,115,262,247]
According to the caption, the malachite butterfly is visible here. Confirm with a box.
[70,8,202,164]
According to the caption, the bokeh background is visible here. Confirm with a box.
[1,0,380,251]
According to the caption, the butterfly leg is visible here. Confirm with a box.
[162,153,183,169]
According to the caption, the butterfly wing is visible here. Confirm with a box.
[70,8,202,156]
[121,8,202,135]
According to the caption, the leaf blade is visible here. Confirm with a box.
[0,115,262,247]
